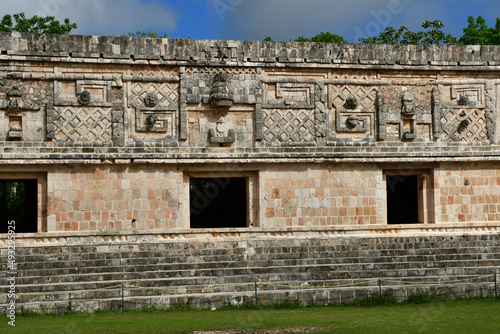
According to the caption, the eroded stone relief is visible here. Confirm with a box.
[0,63,497,146]
[437,84,489,142]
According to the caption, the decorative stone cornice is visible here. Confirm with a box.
[1,32,500,69]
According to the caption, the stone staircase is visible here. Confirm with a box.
[1,234,499,313]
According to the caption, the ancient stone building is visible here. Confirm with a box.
[0,32,499,311]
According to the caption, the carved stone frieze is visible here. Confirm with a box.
[485,81,496,143]
[442,108,487,142]
[336,109,373,134]
[209,73,234,108]
[128,81,179,135]
[209,117,235,144]
[262,109,315,143]
[54,80,113,106]
[53,106,113,143]
[314,101,327,138]
[78,90,91,105]
[264,83,315,109]
[330,85,377,140]
[438,84,489,143]
[377,88,433,142]
[0,85,41,112]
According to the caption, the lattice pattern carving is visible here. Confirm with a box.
[128,82,179,108]
[442,108,487,142]
[130,66,178,77]
[329,70,377,80]
[54,107,112,142]
[185,67,257,74]
[262,109,315,143]
[329,85,377,110]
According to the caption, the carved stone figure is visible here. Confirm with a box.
[401,92,415,115]
[147,114,158,126]
[215,117,228,137]
[78,90,91,105]
[458,94,469,106]
[346,115,360,128]
[144,92,158,107]
[7,85,22,98]
[209,73,234,108]
[345,96,359,110]
[458,119,470,133]
[209,116,235,144]
[1,85,41,112]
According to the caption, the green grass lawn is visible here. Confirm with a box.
[1,300,500,334]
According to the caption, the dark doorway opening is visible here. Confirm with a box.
[386,175,418,224]
[0,179,38,233]
[190,177,247,228]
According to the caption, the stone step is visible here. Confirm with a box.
[8,268,496,291]
[4,255,500,283]
[4,243,500,262]
[4,249,500,275]
[2,266,496,302]
[0,280,495,314]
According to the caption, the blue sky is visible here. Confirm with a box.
[0,0,499,42]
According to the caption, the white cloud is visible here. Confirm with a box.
[0,0,180,36]
[211,0,480,42]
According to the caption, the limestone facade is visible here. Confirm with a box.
[1,32,500,235]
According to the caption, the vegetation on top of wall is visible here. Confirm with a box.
[266,16,500,45]
[2,12,500,46]
[0,12,77,34]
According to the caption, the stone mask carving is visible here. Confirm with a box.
[78,90,91,105]
[144,92,158,107]
[7,85,22,98]
[458,94,469,106]
[209,73,234,108]
[346,114,360,128]
[345,96,358,110]
[401,92,415,115]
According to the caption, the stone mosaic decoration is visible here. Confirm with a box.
[53,107,113,143]
[329,85,377,110]
[129,82,179,134]
[209,73,234,108]
[262,109,315,143]
[442,108,487,142]
[435,84,489,143]
[329,70,377,81]
[330,85,377,139]
[130,65,178,77]
[185,67,257,75]
[128,82,179,108]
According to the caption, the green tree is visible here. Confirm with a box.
[123,30,169,38]
[360,20,457,45]
[0,12,77,34]
[294,31,346,43]
[264,32,346,43]
[459,16,491,45]
[459,16,500,45]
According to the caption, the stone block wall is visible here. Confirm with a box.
[46,165,183,232]
[435,162,500,223]
[0,32,500,232]
[260,164,379,227]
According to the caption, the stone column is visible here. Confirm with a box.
[485,80,496,144]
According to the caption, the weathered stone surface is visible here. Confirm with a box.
[0,33,499,241]
[0,232,498,312]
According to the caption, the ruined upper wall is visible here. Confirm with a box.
[1,32,500,164]
[1,32,499,67]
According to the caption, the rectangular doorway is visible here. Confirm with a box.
[0,179,38,233]
[386,175,418,224]
[190,177,248,228]
[384,170,434,225]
